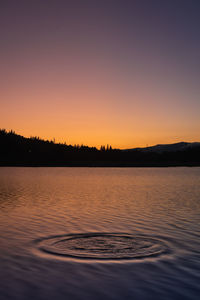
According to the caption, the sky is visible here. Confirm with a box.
[1,0,200,149]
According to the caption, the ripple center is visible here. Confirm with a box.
[34,233,170,261]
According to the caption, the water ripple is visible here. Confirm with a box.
[34,233,171,261]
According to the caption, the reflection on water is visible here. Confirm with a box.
[0,167,200,300]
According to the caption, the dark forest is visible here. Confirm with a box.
[0,129,200,167]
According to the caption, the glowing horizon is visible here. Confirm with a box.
[1,1,200,149]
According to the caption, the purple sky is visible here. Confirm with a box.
[1,0,200,148]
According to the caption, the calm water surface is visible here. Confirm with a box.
[0,167,200,299]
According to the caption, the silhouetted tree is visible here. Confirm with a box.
[0,129,200,167]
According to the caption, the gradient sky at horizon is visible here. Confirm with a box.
[1,0,200,148]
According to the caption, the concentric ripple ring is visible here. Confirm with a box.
[35,233,170,261]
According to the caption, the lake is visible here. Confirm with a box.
[0,167,200,300]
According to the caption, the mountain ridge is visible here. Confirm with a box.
[0,129,200,166]
[124,142,200,153]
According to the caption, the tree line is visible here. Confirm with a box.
[0,129,200,166]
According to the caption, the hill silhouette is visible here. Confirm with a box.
[0,129,200,167]
[124,142,200,153]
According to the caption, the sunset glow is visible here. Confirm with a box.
[1,1,200,148]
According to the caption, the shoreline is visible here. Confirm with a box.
[1,162,200,167]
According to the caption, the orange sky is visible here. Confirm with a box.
[1,1,200,149]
